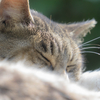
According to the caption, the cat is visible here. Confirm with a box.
[0,60,100,100]
[0,0,100,100]
[0,0,97,81]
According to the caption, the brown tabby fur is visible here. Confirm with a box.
[0,0,96,81]
[0,0,98,100]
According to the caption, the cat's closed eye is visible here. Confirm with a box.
[67,65,76,72]
[0,0,97,81]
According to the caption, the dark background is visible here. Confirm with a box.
[29,0,100,71]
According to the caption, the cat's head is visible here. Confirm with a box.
[0,0,97,80]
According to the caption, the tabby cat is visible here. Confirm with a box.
[0,0,97,81]
[0,0,100,100]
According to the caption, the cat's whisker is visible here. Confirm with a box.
[79,36,100,47]
[80,44,100,47]
[81,51,100,55]
[81,46,100,50]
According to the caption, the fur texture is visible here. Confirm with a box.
[0,60,100,100]
[0,0,100,100]
[0,0,97,81]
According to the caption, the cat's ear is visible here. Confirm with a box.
[0,0,33,24]
[66,19,97,43]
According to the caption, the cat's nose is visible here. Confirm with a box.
[49,65,54,71]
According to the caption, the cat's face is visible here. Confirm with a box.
[0,0,96,80]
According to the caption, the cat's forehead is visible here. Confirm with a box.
[0,0,97,42]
